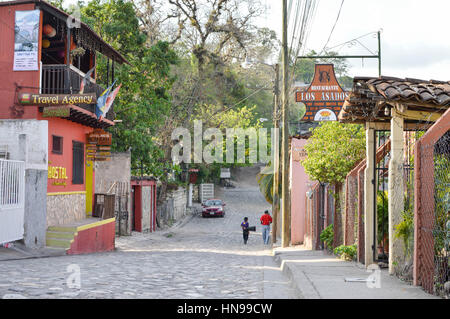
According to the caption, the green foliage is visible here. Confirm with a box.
[302,122,366,184]
[394,208,415,258]
[377,190,389,245]
[80,0,179,179]
[293,50,351,84]
[256,162,282,205]
[334,244,357,261]
[434,154,450,256]
[320,224,334,250]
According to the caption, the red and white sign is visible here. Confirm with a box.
[296,64,349,122]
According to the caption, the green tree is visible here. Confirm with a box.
[80,0,179,179]
[301,122,366,184]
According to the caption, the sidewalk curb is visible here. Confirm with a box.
[272,251,320,299]
[0,246,66,262]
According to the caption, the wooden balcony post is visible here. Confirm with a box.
[66,26,71,93]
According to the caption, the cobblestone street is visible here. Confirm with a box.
[0,169,297,299]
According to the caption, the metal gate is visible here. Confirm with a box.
[0,160,25,245]
[200,183,214,203]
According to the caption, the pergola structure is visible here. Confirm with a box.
[339,76,450,273]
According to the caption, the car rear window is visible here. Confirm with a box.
[205,200,222,206]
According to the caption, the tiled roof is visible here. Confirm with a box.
[339,76,450,123]
[357,76,450,106]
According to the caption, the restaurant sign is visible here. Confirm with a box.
[86,129,112,162]
[19,93,97,106]
[296,64,349,122]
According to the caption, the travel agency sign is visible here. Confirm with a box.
[296,64,349,122]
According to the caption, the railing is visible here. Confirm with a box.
[0,159,25,209]
[41,64,114,120]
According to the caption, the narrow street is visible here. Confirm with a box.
[0,166,297,299]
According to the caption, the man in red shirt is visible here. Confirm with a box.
[260,210,273,245]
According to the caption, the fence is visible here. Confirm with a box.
[0,159,25,245]
[414,109,450,297]
[304,183,338,250]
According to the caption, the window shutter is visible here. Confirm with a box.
[72,141,84,184]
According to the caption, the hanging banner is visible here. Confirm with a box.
[13,10,40,71]
[296,64,349,122]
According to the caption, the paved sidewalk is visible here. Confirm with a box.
[0,244,65,262]
[272,246,438,299]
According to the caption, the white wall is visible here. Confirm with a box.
[0,119,48,169]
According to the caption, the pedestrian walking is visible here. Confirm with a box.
[241,217,250,244]
[260,210,273,245]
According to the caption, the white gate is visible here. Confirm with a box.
[200,183,214,203]
[0,160,25,245]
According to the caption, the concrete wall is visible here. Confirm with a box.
[0,120,48,248]
[169,187,188,221]
[95,152,131,235]
[141,186,152,232]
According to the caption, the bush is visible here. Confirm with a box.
[334,244,357,261]
[320,224,334,250]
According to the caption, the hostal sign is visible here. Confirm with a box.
[296,64,349,122]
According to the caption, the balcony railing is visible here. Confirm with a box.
[41,64,114,120]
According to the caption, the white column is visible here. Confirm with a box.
[388,110,405,275]
[364,123,375,267]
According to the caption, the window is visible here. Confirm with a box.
[52,135,63,154]
[72,141,84,185]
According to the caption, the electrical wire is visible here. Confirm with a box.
[319,0,345,55]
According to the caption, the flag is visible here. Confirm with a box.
[95,81,115,119]
[79,67,95,94]
[99,83,122,120]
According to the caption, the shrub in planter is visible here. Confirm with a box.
[334,244,357,261]
[320,224,334,251]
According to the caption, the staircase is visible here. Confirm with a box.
[46,225,77,251]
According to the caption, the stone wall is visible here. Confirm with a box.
[157,187,188,226]
[46,193,85,227]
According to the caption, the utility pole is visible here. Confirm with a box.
[272,63,280,244]
[281,0,290,248]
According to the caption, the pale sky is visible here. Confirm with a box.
[262,0,450,81]
[60,0,450,81]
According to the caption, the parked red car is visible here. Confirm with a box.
[201,199,226,218]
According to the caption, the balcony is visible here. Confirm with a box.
[41,64,115,123]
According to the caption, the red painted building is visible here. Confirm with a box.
[0,0,128,254]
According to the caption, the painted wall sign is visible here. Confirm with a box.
[292,146,308,162]
[48,165,68,186]
[296,64,349,122]
[42,106,70,118]
[19,93,97,106]
[14,10,40,71]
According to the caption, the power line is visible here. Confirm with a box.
[319,0,345,55]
